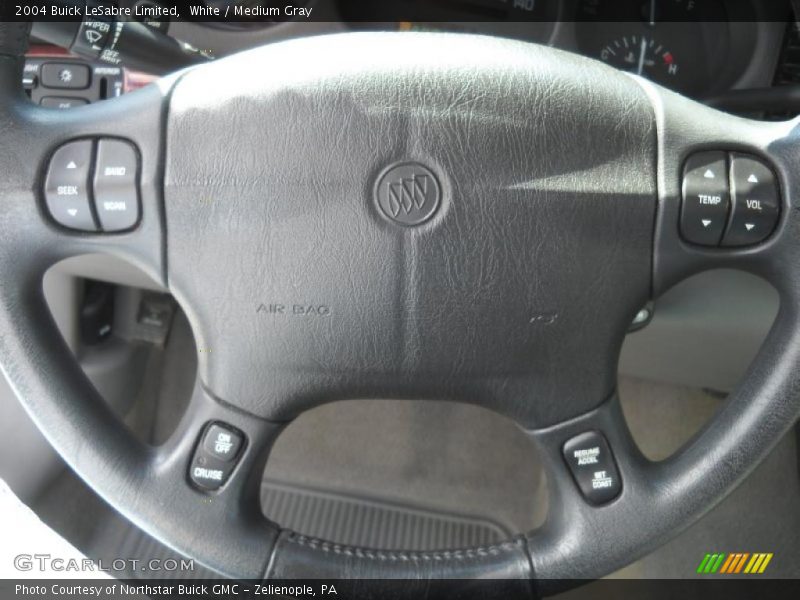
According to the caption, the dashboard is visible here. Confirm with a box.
[153,0,795,102]
[25,0,795,111]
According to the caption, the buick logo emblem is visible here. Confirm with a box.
[375,162,441,226]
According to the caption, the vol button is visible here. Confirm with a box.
[722,154,780,247]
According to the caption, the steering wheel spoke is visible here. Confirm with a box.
[0,28,282,578]
[643,81,800,295]
[526,81,800,584]
[140,375,285,577]
[0,49,168,288]
[525,394,648,589]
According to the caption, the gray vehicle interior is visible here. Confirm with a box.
[2,0,800,595]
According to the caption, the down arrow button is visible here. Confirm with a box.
[721,154,780,247]
[680,151,730,247]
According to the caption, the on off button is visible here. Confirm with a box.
[189,422,246,491]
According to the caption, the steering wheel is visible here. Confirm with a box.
[2,22,799,596]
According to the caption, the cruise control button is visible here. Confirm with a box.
[93,140,140,231]
[44,141,97,231]
[681,152,730,246]
[189,422,246,491]
[189,454,236,491]
[722,154,780,247]
[563,431,622,505]
[202,424,243,462]
[40,63,91,90]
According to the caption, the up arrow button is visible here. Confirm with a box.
[43,141,97,232]
[681,151,730,246]
[722,154,780,247]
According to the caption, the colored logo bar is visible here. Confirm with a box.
[697,553,773,574]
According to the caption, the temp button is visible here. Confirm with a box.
[681,151,730,246]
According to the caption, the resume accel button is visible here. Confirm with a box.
[563,431,622,506]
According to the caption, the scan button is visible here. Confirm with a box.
[93,139,140,232]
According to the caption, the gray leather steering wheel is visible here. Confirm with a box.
[2,22,800,596]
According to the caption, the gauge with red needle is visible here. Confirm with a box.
[599,34,681,83]
[577,0,730,96]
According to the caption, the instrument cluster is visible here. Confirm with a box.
[333,0,776,99]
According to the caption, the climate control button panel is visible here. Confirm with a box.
[680,151,780,248]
